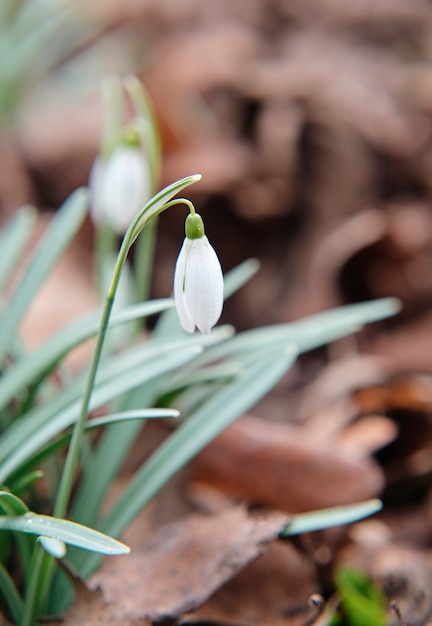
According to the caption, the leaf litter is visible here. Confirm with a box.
[90,507,289,622]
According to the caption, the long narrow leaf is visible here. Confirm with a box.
[0,491,29,514]
[0,561,23,623]
[71,374,179,526]
[280,500,383,536]
[9,409,179,483]
[0,491,33,580]
[0,513,129,555]
[0,329,225,465]
[0,206,36,295]
[0,345,202,481]
[191,298,401,368]
[38,536,66,559]
[0,188,88,362]
[75,345,297,576]
[0,299,173,412]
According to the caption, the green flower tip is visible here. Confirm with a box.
[185,213,205,239]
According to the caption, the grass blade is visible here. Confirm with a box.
[75,345,297,576]
[0,299,173,412]
[0,189,88,362]
[8,409,179,485]
[0,561,23,623]
[0,345,202,481]
[192,298,401,368]
[0,206,36,294]
[0,513,129,555]
[280,500,383,537]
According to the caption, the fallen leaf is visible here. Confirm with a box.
[91,507,288,622]
[337,416,398,460]
[183,541,318,626]
[192,414,384,513]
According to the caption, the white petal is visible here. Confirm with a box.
[174,239,195,333]
[184,236,223,334]
[102,147,151,233]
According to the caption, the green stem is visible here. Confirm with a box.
[95,221,117,300]
[134,216,157,307]
[53,295,115,519]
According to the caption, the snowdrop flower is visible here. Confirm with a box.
[89,145,151,234]
[174,212,223,334]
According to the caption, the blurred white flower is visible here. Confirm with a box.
[89,146,151,234]
[174,214,223,334]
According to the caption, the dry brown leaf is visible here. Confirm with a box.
[192,414,384,513]
[183,541,318,626]
[91,506,289,622]
[353,374,432,414]
[337,416,398,459]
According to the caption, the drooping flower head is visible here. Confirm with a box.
[174,212,223,334]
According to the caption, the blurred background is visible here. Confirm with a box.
[4,0,432,345]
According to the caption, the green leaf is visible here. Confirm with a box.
[0,298,173,413]
[0,491,32,575]
[0,490,29,515]
[223,258,261,299]
[279,500,383,536]
[0,206,36,295]
[0,344,202,481]
[38,536,66,559]
[0,561,23,624]
[9,409,180,484]
[9,470,43,497]
[0,513,129,554]
[75,345,297,576]
[68,332,234,529]
[86,408,180,429]
[160,362,242,401]
[0,188,88,362]
[335,568,387,626]
[193,298,401,368]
